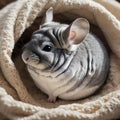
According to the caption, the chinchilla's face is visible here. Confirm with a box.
[22,30,55,70]
[22,7,89,70]
[22,25,71,70]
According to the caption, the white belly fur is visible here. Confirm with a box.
[27,60,101,100]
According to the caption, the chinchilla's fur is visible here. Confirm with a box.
[22,8,109,102]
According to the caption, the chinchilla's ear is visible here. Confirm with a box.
[63,18,90,50]
[40,7,53,27]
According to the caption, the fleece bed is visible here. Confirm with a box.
[0,0,120,119]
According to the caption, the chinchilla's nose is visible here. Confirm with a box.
[22,51,31,63]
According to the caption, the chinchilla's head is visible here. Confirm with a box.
[22,7,90,70]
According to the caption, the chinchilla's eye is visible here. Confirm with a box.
[42,45,52,52]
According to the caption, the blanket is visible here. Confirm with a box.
[0,0,120,119]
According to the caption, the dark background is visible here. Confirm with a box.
[0,0,15,9]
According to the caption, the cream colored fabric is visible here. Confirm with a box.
[0,0,120,119]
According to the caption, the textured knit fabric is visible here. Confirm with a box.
[0,0,120,119]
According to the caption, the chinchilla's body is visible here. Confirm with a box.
[22,8,109,102]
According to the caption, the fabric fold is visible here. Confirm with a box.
[0,0,120,119]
